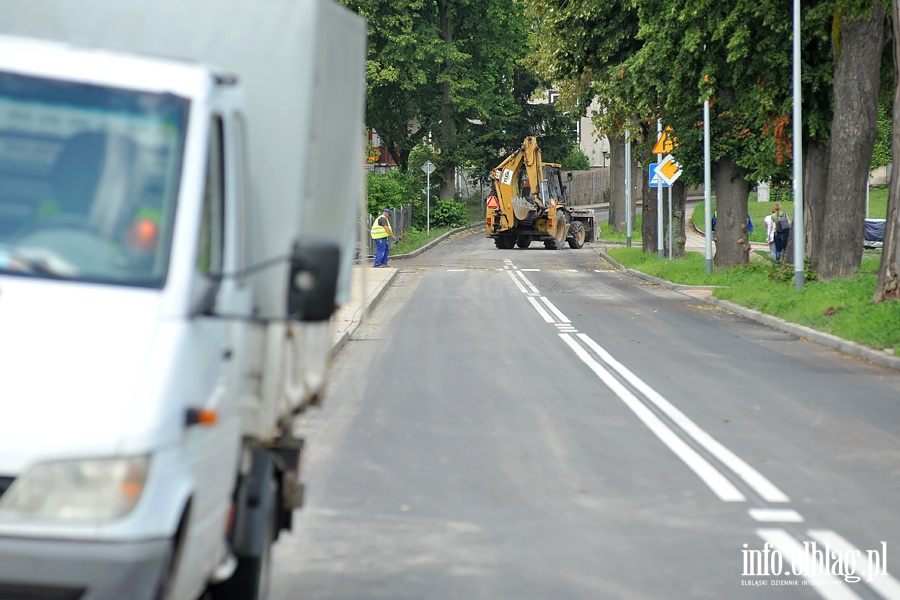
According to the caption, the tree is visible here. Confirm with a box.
[874,0,900,303]
[816,3,887,280]
[345,0,576,204]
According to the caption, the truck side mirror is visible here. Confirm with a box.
[287,238,340,321]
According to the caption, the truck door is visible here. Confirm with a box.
[176,112,246,585]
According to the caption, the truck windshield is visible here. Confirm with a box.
[0,71,188,287]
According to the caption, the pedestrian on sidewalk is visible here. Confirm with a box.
[764,203,780,259]
[765,202,790,260]
[370,208,394,268]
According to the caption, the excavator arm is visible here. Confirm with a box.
[488,137,548,233]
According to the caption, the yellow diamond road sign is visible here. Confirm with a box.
[653,126,678,155]
[657,154,682,185]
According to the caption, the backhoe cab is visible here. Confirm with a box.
[485,137,595,250]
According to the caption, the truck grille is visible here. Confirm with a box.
[0,476,13,500]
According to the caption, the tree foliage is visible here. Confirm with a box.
[343,0,577,200]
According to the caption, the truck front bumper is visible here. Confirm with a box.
[0,535,169,600]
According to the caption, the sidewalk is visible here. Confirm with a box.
[330,264,398,357]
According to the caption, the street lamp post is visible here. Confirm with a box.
[792,0,805,290]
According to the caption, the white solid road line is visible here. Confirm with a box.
[559,333,746,502]
[755,528,863,600]
[514,269,539,294]
[505,269,528,294]
[503,258,897,600]
[539,296,570,323]
[808,529,900,599]
[527,296,555,323]
[576,334,790,504]
[748,508,804,522]
[508,258,789,503]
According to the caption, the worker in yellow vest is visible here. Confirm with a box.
[370,208,394,268]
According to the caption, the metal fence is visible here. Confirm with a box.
[362,204,413,257]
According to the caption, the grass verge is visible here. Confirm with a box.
[606,247,900,356]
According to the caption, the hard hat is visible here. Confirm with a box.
[383,208,391,215]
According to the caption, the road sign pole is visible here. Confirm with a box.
[668,186,673,260]
[657,120,664,259]
[422,160,436,236]
[792,0,804,290]
[704,100,713,274]
[625,130,632,248]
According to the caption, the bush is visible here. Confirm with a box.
[561,147,591,171]
[429,199,468,228]
[366,169,418,217]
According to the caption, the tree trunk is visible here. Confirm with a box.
[874,0,900,302]
[800,140,829,268]
[607,134,627,231]
[712,157,750,268]
[631,154,643,228]
[438,1,457,201]
[819,3,885,280]
[664,181,687,259]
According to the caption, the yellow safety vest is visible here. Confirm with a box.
[370,215,391,239]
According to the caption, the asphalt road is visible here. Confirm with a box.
[270,231,900,600]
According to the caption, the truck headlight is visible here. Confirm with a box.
[0,456,149,522]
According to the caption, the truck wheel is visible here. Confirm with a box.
[210,478,277,600]
[567,221,586,249]
[515,236,532,249]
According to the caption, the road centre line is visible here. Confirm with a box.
[749,508,804,522]
[502,259,789,504]
[575,334,790,504]
[527,297,555,323]
[755,529,863,599]
[808,529,900,598]
[539,296,570,323]
[505,269,528,294]
[514,269,540,294]
[558,333,745,501]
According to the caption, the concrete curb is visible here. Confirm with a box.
[597,249,900,372]
[389,222,482,260]
[330,268,400,359]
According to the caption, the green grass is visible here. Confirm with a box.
[691,187,889,243]
[391,226,455,255]
[607,247,900,356]
[598,213,644,244]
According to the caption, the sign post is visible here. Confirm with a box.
[656,154,683,260]
[656,122,663,258]
[422,160,435,235]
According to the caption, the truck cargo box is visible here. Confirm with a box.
[0,0,366,314]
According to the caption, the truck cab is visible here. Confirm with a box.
[0,0,366,591]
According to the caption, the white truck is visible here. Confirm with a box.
[0,0,365,598]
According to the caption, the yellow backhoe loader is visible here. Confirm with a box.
[485,136,596,249]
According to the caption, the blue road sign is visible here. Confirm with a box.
[649,163,670,188]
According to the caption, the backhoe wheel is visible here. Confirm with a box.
[554,216,568,244]
[567,221,586,249]
[494,236,515,249]
[515,236,532,249]
[543,238,564,250]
